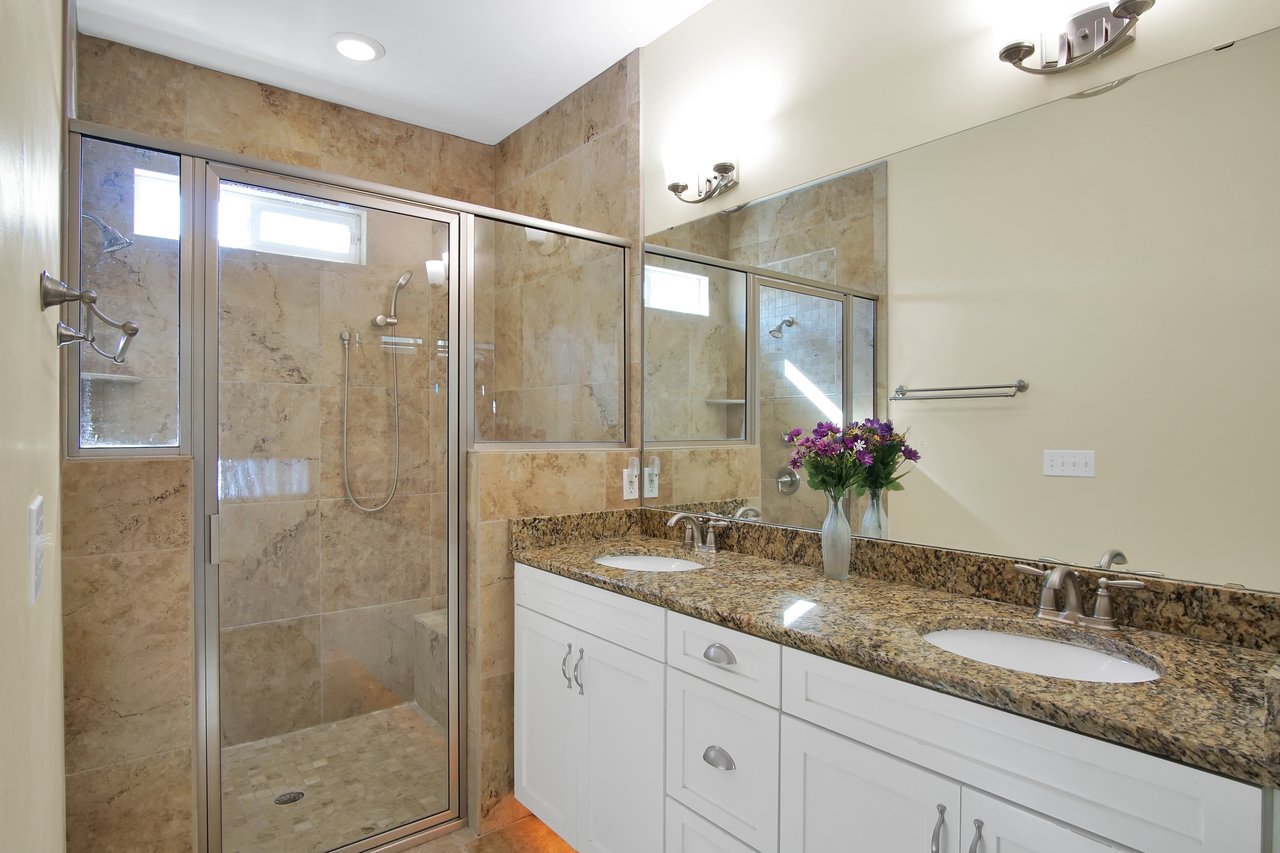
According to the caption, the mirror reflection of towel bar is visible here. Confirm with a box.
[892,379,1028,401]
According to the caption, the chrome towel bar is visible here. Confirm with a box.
[892,379,1028,401]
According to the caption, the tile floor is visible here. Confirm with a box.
[403,817,572,852]
[221,703,450,853]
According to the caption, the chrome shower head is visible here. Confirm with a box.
[374,270,414,327]
[768,316,796,339]
[81,212,134,254]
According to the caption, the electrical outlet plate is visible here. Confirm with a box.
[29,495,44,606]
[1043,450,1096,478]
[622,468,640,500]
[642,468,659,499]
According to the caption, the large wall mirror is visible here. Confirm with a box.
[642,28,1280,593]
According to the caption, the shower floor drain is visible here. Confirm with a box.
[273,791,305,806]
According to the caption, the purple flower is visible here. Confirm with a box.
[855,449,874,466]
[814,421,837,438]
[902,445,921,462]
[786,427,804,441]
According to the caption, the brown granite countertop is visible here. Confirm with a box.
[513,535,1280,788]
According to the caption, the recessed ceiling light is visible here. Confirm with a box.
[330,32,385,62]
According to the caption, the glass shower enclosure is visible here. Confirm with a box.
[203,165,461,853]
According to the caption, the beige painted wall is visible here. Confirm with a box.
[886,32,1280,589]
[643,0,1280,233]
[0,0,67,848]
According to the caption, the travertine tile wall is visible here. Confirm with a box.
[76,37,496,206]
[215,211,451,746]
[61,458,194,852]
[475,220,627,443]
[468,52,644,833]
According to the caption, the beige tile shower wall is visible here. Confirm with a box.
[75,36,495,206]
[216,211,451,746]
[470,52,643,835]
[61,457,195,852]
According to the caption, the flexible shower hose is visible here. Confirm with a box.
[340,330,400,513]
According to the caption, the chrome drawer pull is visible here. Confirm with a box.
[701,745,736,771]
[702,642,738,667]
[573,648,585,695]
[930,804,946,853]
[967,819,984,853]
[561,643,573,689]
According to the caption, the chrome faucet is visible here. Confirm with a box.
[666,512,704,549]
[1096,548,1128,570]
[666,512,730,554]
[1018,563,1085,621]
[732,505,762,520]
[1014,563,1145,630]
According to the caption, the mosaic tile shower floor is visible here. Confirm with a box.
[221,703,450,853]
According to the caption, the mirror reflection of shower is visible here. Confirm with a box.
[340,269,415,512]
[81,211,134,254]
[768,316,796,338]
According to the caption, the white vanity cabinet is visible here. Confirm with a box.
[781,715,1118,852]
[513,563,1266,853]
[514,566,665,853]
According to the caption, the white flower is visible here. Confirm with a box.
[852,440,867,452]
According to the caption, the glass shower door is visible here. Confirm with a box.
[207,167,458,853]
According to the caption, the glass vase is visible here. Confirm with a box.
[860,489,888,539]
[821,493,852,580]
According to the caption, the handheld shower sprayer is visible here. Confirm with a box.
[373,270,414,327]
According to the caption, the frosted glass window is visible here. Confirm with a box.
[644,265,710,316]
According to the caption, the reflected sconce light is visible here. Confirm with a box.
[667,161,739,205]
[524,227,566,256]
[425,252,448,287]
[998,0,1155,75]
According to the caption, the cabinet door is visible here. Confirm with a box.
[961,789,1120,852]
[576,634,665,853]
[780,716,962,853]
[514,605,582,847]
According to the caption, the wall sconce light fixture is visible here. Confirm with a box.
[524,227,567,256]
[667,161,739,205]
[999,0,1154,75]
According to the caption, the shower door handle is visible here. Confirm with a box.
[560,643,573,688]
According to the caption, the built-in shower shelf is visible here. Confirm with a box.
[704,399,747,405]
[82,372,142,384]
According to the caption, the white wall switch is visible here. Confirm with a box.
[28,495,44,606]
[1043,450,1096,478]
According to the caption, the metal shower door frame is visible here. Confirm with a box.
[193,160,466,853]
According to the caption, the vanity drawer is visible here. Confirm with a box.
[781,646,1261,853]
[666,797,760,853]
[515,562,665,660]
[666,668,779,853]
[667,611,781,707]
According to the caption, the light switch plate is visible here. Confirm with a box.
[1043,450,1095,478]
[29,495,44,606]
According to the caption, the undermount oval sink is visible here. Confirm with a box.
[922,629,1160,683]
[593,554,704,572]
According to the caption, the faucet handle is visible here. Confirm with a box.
[1013,563,1048,578]
[1091,576,1145,624]
[704,519,730,552]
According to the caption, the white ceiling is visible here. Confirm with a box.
[75,0,715,144]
